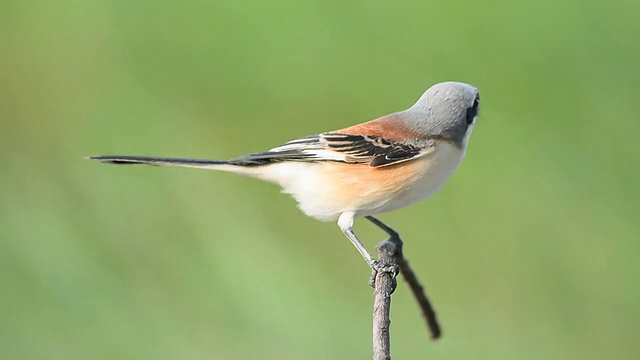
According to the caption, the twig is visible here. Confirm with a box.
[394,247,442,339]
[367,216,442,339]
[372,240,398,360]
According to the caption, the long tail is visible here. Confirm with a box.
[88,155,228,170]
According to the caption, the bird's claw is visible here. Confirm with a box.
[368,260,399,288]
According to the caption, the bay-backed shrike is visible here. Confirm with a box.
[90,81,480,274]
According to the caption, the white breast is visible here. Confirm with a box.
[235,141,467,221]
[356,141,466,217]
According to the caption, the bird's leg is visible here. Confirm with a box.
[365,216,403,250]
[366,216,403,286]
[338,212,399,284]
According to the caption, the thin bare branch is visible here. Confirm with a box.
[367,216,442,339]
[372,240,398,360]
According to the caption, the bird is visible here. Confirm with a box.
[90,81,480,275]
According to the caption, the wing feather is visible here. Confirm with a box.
[227,133,429,167]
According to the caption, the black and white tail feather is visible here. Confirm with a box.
[89,132,429,170]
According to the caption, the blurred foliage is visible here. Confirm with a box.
[1,0,639,359]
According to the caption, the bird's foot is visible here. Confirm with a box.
[368,260,399,288]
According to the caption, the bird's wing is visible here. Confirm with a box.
[228,133,431,168]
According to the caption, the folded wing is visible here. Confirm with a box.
[228,133,429,168]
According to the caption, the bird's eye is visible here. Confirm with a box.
[465,95,480,125]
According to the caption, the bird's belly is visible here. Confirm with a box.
[255,142,466,221]
[361,159,456,216]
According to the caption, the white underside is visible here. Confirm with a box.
[230,140,468,221]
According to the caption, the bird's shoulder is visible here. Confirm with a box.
[333,112,417,142]
[231,113,433,168]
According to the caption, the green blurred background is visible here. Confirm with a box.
[1,0,639,359]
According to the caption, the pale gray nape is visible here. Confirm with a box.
[399,82,479,148]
